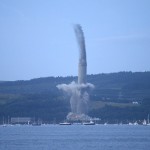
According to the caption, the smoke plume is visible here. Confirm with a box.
[57,24,94,121]
[57,82,94,115]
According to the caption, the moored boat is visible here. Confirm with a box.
[59,122,71,125]
[143,119,147,126]
[83,121,95,125]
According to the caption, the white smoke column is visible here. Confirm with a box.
[57,25,94,120]
[57,82,94,114]
[74,24,87,84]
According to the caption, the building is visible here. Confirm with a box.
[11,117,32,124]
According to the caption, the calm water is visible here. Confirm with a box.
[0,124,150,150]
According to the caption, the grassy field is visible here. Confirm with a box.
[0,94,23,105]
[89,100,139,110]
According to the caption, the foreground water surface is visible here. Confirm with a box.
[0,124,150,150]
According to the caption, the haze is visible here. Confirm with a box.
[0,0,150,81]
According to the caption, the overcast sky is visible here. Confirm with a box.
[0,0,150,81]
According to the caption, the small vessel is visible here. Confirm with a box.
[128,122,133,125]
[2,117,7,127]
[59,122,71,125]
[32,122,41,126]
[2,124,7,127]
[143,119,147,126]
[133,121,138,125]
[83,120,95,125]
[147,114,150,125]
[143,114,150,126]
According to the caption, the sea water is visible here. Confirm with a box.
[0,124,150,150]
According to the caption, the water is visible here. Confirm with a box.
[0,124,150,150]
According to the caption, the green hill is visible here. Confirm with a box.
[0,72,150,123]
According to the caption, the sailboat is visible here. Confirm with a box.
[2,117,7,127]
[147,114,150,126]
[142,114,150,126]
[142,119,147,126]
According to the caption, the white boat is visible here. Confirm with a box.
[2,124,7,127]
[2,117,7,127]
[133,121,138,125]
[143,119,147,126]
[83,121,95,125]
[147,114,150,125]
[128,122,133,125]
[59,122,71,125]
[143,114,150,126]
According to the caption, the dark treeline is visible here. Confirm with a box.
[0,71,150,123]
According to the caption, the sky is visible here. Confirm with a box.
[0,0,150,81]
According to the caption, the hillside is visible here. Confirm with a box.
[0,72,150,123]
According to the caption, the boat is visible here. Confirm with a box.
[59,122,71,125]
[32,123,41,126]
[147,114,150,125]
[2,124,7,127]
[2,117,7,127]
[143,119,147,126]
[83,121,95,125]
[128,122,133,125]
[143,114,150,126]
[133,121,138,125]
